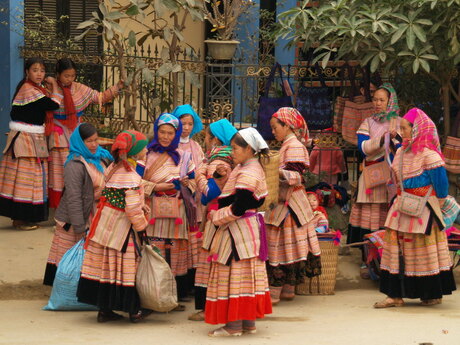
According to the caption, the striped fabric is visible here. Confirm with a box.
[4,130,48,158]
[194,247,212,287]
[149,238,189,276]
[380,226,452,276]
[48,147,68,197]
[80,235,138,286]
[46,223,85,268]
[349,203,388,232]
[205,257,272,325]
[357,117,400,161]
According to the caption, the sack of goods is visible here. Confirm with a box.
[136,244,178,312]
[43,239,98,311]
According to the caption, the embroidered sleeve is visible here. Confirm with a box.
[427,166,448,198]
[125,186,148,231]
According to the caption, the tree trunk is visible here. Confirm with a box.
[441,82,450,142]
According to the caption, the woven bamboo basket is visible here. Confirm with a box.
[295,240,339,295]
[259,150,280,213]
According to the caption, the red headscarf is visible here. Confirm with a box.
[272,107,309,144]
[402,108,443,158]
[111,130,148,170]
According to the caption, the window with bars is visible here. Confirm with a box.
[24,0,102,54]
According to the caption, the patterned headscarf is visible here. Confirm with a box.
[372,82,400,122]
[272,107,309,143]
[171,104,203,138]
[402,108,443,157]
[147,113,183,165]
[65,123,113,172]
[111,130,148,170]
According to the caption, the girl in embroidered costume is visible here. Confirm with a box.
[171,104,205,297]
[374,108,457,308]
[306,192,329,234]
[0,57,62,230]
[205,127,272,337]
[77,130,149,323]
[347,83,402,279]
[48,58,123,209]
[142,113,196,307]
[189,119,237,322]
[265,107,319,304]
[43,123,113,286]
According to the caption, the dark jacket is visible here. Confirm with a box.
[54,159,96,234]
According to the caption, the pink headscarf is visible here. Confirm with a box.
[402,108,443,158]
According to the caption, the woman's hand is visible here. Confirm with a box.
[142,204,150,215]
[180,176,190,188]
[208,209,216,221]
[215,164,228,177]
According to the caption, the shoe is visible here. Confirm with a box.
[360,265,370,280]
[188,311,205,321]
[270,286,282,305]
[12,220,38,231]
[208,327,242,337]
[374,298,404,308]
[421,299,442,306]
[129,309,152,323]
[172,304,186,312]
[243,327,257,334]
[97,311,124,323]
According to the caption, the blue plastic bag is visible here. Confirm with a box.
[43,238,98,311]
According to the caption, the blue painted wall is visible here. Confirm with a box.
[0,0,23,155]
[275,0,296,65]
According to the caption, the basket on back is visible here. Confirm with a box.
[259,150,280,213]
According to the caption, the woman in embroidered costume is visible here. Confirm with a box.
[374,108,456,308]
[43,123,112,286]
[205,127,272,337]
[347,83,402,279]
[171,104,205,295]
[77,130,150,323]
[142,113,196,306]
[0,57,62,230]
[265,107,319,304]
[48,58,123,208]
[189,119,237,322]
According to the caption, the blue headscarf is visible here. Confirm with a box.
[171,104,203,138]
[209,119,237,146]
[147,113,183,165]
[64,123,113,172]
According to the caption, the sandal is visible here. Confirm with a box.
[421,299,442,306]
[188,311,205,321]
[374,298,404,309]
[208,327,242,337]
[13,220,39,231]
[172,304,186,312]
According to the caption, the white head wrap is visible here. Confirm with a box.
[238,127,269,153]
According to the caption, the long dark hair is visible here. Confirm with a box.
[232,133,270,163]
[12,57,46,101]
[79,122,97,140]
[56,58,77,75]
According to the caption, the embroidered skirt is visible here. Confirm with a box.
[379,224,456,299]
[48,147,68,208]
[43,224,85,286]
[205,257,272,325]
[77,235,140,314]
[347,202,388,244]
[0,152,48,222]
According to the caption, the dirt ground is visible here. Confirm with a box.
[1,215,459,345]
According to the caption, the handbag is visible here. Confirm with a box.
[43,239,98,311]
[257,63,293,140]
[443,136,460,174]
[136,242,178,312]
[296,63,332,130]
[363,145,391,190]
[397,150,433,218]
[152,194,180,219]
[342,66,374,145]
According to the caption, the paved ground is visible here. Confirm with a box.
[1,214,459,345]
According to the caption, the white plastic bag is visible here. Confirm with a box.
[136,244,178,312]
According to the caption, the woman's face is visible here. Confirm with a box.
[372,88,390,113]
[158,124,176,147]
[400,118,413,140]
[231,139,253,165]
[180,114,194,138]
[26,63,46,85]
[270,117,290,142]
[307,194,319,210]
[57,68,76,87]
[84,132,99,154]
